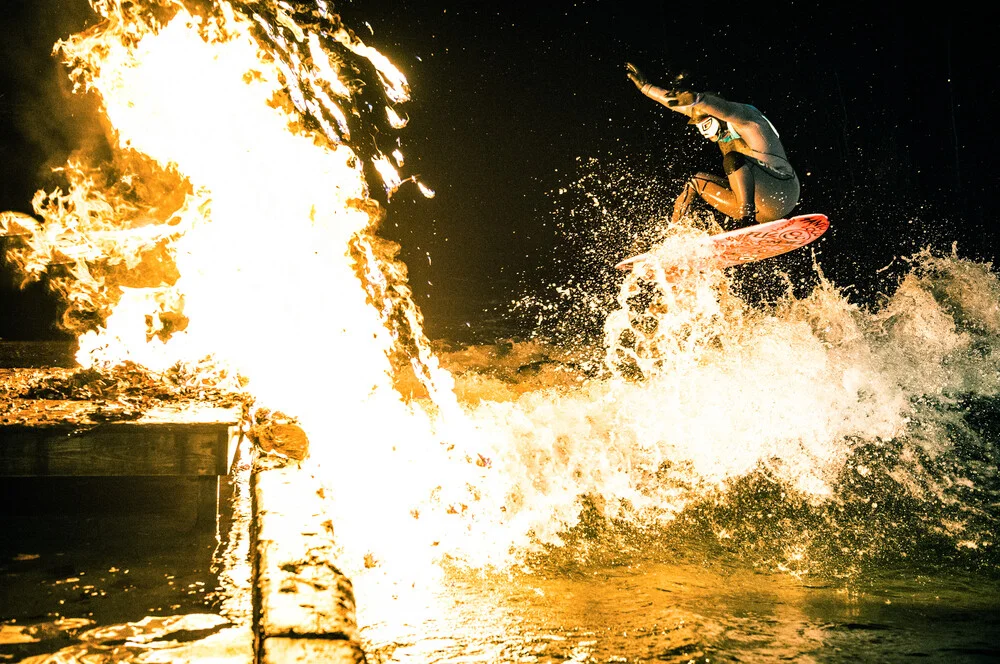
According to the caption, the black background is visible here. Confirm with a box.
[2,1,996,341]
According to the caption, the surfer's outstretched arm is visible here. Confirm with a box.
[626,63,700,116]
[627,65,762,131]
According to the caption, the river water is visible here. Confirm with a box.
[358,560,1000,662]
[0,447,254,663]
[4,250,1000,663]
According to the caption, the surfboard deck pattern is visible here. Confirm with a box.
[615,213,830,275]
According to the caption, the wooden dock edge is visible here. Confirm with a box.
[251,463,367,664]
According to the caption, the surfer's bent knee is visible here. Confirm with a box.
[688,173,715,194]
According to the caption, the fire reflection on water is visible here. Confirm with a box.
[365,562,1000,663]
[2,1,1000,662]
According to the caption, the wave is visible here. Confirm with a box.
[425,247,1000,578]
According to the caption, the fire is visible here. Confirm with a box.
[1,0,479,577]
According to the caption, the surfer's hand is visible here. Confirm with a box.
[626,62,649,91]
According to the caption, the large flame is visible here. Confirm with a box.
[0,0,506,580]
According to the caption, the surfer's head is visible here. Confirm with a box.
[691,114,738,143]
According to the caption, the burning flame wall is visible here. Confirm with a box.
[0,0,467,573]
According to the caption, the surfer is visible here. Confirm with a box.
[626,62,800,228]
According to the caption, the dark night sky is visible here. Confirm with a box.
[1,1,997,341]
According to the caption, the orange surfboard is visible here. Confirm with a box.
[615,213,830,275]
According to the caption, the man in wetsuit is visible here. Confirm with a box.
[626,62,799,228]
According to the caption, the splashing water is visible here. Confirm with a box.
[1,1,999,620]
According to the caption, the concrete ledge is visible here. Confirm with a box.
[252,463,366,663]
[261,637,366,664]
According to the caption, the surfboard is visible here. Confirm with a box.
[615,213,829,276]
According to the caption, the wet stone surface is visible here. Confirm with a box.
[252,463,365,662]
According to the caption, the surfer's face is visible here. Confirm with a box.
[696,116,722,142]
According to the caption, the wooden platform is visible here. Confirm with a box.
[0,379,240,478]
[0,344,244,536]
[0,351,242,478]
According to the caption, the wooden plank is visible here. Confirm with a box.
[227,426,243,473]
[0,422,234,477]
